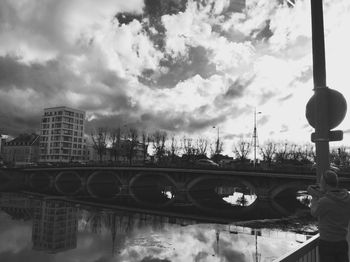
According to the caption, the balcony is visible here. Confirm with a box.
[274,234,319,262]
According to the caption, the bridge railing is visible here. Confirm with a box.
[273,234,319,262]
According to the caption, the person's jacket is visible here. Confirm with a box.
[310,188,350,241]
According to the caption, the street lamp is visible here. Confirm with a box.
[253,109,262,167]
[212,126,220,154]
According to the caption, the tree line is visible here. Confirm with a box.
[90,127,350,168]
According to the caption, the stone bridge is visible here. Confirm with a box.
[1,167,350,213]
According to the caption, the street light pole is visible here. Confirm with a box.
[310,0,329,183]
[253,109,262,167]
[212,126,220,154]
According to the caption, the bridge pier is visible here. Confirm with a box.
[173,182,190,205]
[255,188,272,200]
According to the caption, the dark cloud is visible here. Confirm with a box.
[294,66,312,83]
[194,251,210,262]
[251,20,273,42]
[280,124,289,133]
[223,133,246,140]
[93,256,110,262]
[258,115,269,126]
[0,250,54,262]
[194,231,208,243]
[0,113,41,136]
[218,239,246,262]
[140,256,171,262]
[115,13,142,25]
[0,55,137,136]
[259,90,276,105]
[87,109,227,134]
[116,0,187,50]
[139,46,217,88]
[187,115,227,133]
[221,249,245,262]
[214,76,254,107]
[0,56,74,96]
[278,94,293,102]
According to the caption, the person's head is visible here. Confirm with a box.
[320,170,338,191]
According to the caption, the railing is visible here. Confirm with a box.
[274,234,319,262]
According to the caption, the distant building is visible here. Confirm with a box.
[0,134,7,162]
[40,106,85,162]
[2,133,40,166]
[32,199,78,254]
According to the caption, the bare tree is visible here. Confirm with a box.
[169,135,180,162]
[233,138,251,163]
[141,131,150,163]
[196,138,209,157]
[91,127,108,162]
[181,136,197,161]
[110,128,122,162]
[124,128,138,165]
[298,144,313,164]
[259,140,277,166]
[306,144,316,164]
[288,144,301,163]
[330,146,350,166]
[152,131,167,162]
[274,142,289,164]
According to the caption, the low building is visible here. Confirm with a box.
[2,134,40,166]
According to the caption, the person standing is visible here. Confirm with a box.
[308,170,350,262]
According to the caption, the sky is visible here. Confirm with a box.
[0,0,349,154]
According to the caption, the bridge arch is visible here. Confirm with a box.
[187,175,257,214]
[270,181,310,199]
[129,172,177,207]
[87,171,122,199]
[55,171,83,195]
[28,172,53,191]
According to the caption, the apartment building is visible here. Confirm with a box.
[40,106,85,162]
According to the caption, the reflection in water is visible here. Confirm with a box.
[296,191,312,207]
[0,191,317,262]
[216,186,257,207]
[32,200,78,253]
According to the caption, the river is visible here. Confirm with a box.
[0,190,317,262]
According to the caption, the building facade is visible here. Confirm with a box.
[40,107,85,162]
[2,134,40,166]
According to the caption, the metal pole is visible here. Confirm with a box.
[254,109,257,167]
[310,0,330,183]
[217,126,220,152]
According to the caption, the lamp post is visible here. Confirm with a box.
[306,0,346,183]
[253,109,262,167]
[212,126,220,154]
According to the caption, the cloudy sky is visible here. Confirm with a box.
[0,0,349,153]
